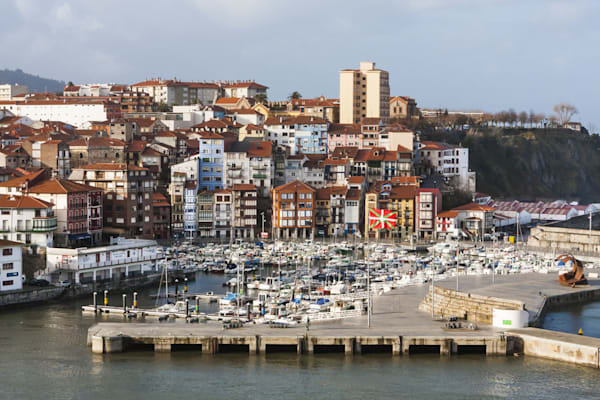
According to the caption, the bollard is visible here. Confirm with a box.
[185,299,189,318]
[93,291,97,313]
[578,328,583,335]
[195,297,200,315]
[175,279,179,299]
[122,294,127,314]
[184,278,188,294]
[133,292,138,309]
[104,290,108,306]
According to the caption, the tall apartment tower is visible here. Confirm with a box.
[339,62,390,124]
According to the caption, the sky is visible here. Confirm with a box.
[2,0,599,130]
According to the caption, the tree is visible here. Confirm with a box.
[157,102,170,112]
[528,110,536,128]
[508,109,518,128]
[67,81,74,87]
[288,91,302,101]
[535,113,545,128]
[518,111,528,127]
[553,103,577,127]
[255,93,267,104]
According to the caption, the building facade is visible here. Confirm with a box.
[339,62,390,124]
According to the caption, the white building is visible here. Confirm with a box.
[0,240,23,291]
[223,140,273,197]
[0,194,56,250]
[419,141,476,192]
[222,81,267,99]
[0,99,120,128]
[45,237,161,284]
[0,84,28,101]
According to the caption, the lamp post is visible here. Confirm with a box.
[260,211,265,239]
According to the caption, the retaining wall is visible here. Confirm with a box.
[419,286,524,324]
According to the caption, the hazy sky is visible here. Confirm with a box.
[2,0,599,129]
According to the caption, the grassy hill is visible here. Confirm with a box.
[0,68,65,93]
[463,128,600,203]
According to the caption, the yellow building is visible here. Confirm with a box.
[340,62,390,124]
[365,181,416,240]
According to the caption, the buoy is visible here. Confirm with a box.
[578,328,583,335]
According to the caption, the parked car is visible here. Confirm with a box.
[59,280,71,288]
[26,279,50,287]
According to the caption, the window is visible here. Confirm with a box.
[2,248,12,256]
[2,263,13,270]
[2,280,14,286]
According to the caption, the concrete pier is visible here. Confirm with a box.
[86,273,600,368]
[509,328,600,368]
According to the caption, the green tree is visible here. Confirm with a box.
[288,91,302,100]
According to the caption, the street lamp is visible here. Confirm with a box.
[260,211,265,239]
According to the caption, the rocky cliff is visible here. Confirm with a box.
[464,129,600,202]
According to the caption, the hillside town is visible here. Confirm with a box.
[0,61,595,290]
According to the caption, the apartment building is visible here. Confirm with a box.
[46,237,161,284]
[272,180,315,240]
[68,137,126,169]
[0,99,121,128]
[264,116,328,155]
[223,81,268,99]
[198,132,225,191]
[419,141,476,192]
[183,181,198,240]
[69,163,155,239]
[415,188,442,239]
[365,181,416,240]
[339,62,390,124]
[0,240,23,291]
[232,184,258,239]
[0,195,56,249]
[197,190,214,238]
[286,97,339,123]
[151,193,170,240]
[213,189,232,240]
[223,140,273,197]
[0,175,103,247]
[0,84,28,101]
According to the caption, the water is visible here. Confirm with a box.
[1,273,600,399]
[543,301,600,338]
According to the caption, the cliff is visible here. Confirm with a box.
[463,129,600,203]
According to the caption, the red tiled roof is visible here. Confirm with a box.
[215,97,242,105]
[438,210,459,218]
[232,184,257,191]
[0,194,52,208]
[28,178,99,194]
[453,203,496,212]
[273,180,315,193]
[248,141,272,158]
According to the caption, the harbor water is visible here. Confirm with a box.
[1,272,600,399]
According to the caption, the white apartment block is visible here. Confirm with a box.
[339,62,390,124]
[419,141,476,192]
[0,100,119,128]
[0,195,56,250]
[0,84,28,101]
[0,241,23,291]
[45,237,161,284]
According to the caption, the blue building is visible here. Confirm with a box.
[198,132,225,191]
[293,116,329,154]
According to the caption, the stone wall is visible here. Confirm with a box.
[528,226,600,254]
[0,287,65,307]
[419,286,525,324]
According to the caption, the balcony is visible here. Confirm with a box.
[250,163,267,170]
[32,216,58,232]
[252,174,267,179]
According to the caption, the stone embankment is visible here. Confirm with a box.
[418,286,525,324]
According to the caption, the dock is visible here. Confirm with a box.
[87,273,600,368]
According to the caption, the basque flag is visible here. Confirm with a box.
[368,208,398,230]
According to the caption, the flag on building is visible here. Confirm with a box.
[368,208,398,230]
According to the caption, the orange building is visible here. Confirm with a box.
[271,180,316,240]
